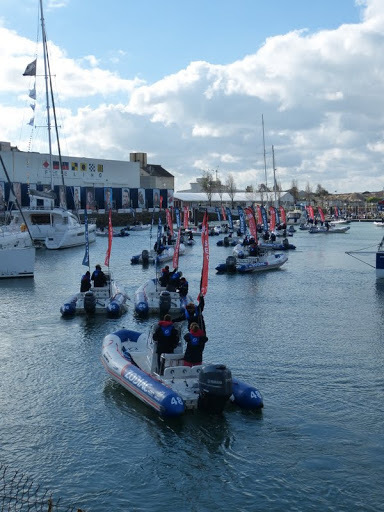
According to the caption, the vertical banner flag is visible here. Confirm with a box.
[173,229,181,269]
[200,211,209,298]
[175,208,181,229]
[275,206,280,225]
[104,209,113,267]
[183,206,189,229]
[318,207,325,223]
[244,207,258,241]
[221,205,227,221]
[225,207,233,230]
[279,206,286,225]
[166,208,174,236]
[237,206,246,234]
[257,205,263,226]
[156,217,163,248]
[269,206,276,231]
[307,205,315,220]
[215,207,221,222]
[260,206,269,231]
[82,208,90,267]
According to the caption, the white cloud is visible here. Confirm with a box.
[2,0,384,193]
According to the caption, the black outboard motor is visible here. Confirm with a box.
[198,364,233,413]
[225,255,237,273]
[141,249,149,264]
[84,291,96,314]
[159,290,172,316]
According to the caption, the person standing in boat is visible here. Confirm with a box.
[183,322,208,367]
[177,277,189,299]
[80,271,91,292]
[153,314,180,372]
[159,265,171,287]
[173,294,205,331]
[91,264,107,287]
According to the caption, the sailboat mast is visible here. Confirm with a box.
[39,0,53,191]
[262,114,268,189]
[272,145,277,207]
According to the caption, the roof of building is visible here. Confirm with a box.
[143,164,173,178]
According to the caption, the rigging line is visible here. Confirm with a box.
[345,252,375,269]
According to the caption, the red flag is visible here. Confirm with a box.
[279,206,286,225]
[183,206,189,229]
[160,195,163,209]
[318,207,325,223]
[173,229,181,269]
[307,205,315,220]
[257,205,262,225]
[244,207,258,242]
[166,208,174,236]
[200,212,209,298]
[269,206,276,231]
[104,209,113,266]
[221,205,227,221]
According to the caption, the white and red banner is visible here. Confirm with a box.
[166,208,174,236]
[183,206,189,229]
[173,229,181,269]
[318,207,325,223]
[104,209,113,267]
[200,212,209,298]
[221,205,227,221]
[244,207,258,241]
[307,205,315,220]
[269,206,276,231]
[257,205,262,226]
[279,206,286,225]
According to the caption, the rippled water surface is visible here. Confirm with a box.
[1,222,384,511]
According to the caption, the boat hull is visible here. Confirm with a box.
[0,246,35,278]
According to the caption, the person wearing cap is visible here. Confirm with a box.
[80,270,91,292]
[91,264,107,287]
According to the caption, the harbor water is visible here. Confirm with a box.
[1,222,383,511]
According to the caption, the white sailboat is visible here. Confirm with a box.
[0,157,35,279]
[12,0,96,250]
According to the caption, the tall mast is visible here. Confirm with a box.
[39,0,53,191]
[272,145,277,207]
[262,114,268,189]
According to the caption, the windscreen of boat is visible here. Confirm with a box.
[30,214,51,225]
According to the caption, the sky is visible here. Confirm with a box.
[0,0,383,194]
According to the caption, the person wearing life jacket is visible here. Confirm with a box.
[183,322,208,367]
[152,314,180,372]
[80,270,91,292]
[177,277,189,298]
[166,270,182,292]
[91,264,107,287]
[173,294,205,331]
[159,265,170,287]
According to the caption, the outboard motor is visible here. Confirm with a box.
[225,255,237,273]
[84,291,96,314]
[159,290,172,316]
[141,249,149,264]
[198,364,233,413]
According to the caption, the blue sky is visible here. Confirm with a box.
[2,0,383,194]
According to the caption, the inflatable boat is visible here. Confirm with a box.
[216,253,288,273]
[60,272,129,318]
[131,244,186,265]
[101,328,263,417]
[134,277,193,317]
